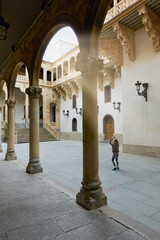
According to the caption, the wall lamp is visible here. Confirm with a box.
[113,102,121,112]
[135,81,148,102]
[63,110,69,117]
[75,108,82,116]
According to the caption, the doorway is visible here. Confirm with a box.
[103,115,114,140]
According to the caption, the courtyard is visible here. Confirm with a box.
[1,140,160,233]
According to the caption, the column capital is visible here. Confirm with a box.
[5,99,16,108]
[26,86,42,97]
[75,56,103,73]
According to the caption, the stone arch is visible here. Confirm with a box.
[103,114,114,140]
[31,19,81,87]
[8,60,29,99]
[0,80,7,98]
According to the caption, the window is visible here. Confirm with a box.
[40,106,43,119]
[104,85,111,103]
[53,68,56,81]
[39,68,43,79]
[50,104,56,122]
[72,95,76,108]
[72,118,77,131]
[47,71,51,81]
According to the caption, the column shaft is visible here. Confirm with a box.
[82,72,98,179]
[0,107,2,152]
[5,100,17,160]
[25,94,29,127]
[26,86,43,174]
[75,56,107,210]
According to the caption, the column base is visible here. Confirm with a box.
[76,178,107,210]
[5,149,17,161]
[26,159,43,174]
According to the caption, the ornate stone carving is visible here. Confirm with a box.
[113,23,135,61]
[5,99,16,108]
[103,69,114,88]
[26,86,42,97]
[105,0,138,23]
[55,87,66,101]
[138,6,160,52]
[98,70,104,91]
[61,85,72,99]
[74,78,82,90]
[99,38,123,66]
[75,56,103,73]
[114,65,121,77]
[68,82,79,97]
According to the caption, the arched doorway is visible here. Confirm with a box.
[103,115,114,140]
[72,118,77,131]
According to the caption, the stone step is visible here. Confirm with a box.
[16,128,57,143]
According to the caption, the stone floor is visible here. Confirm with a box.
[0,140,160,239]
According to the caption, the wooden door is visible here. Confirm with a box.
[105,122,113,140]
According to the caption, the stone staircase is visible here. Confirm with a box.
[16,128,57,143]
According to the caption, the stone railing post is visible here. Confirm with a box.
[26,86,43,174]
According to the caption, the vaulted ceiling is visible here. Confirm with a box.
[0,0,43,67]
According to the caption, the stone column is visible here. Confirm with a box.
[25,93,29,128]
[75,56,107,210]
[114,0,117,13]
[0,107,2,152]
[56,67,58,80]
[68,60,70,74]
[5,100,17,160]
[26,86,43,174]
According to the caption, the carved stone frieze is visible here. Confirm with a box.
[26,86,42,97]
[98,70,104,91]
[68,82,79,97]
[103,68,114,88]
[113,23,135,61]
[61,85,72,99]
[55,87,66,101]
[138,5,160,52]
[99,38,123,66]
[74,78,82,90]
[5,99,16,108]
[114,65,121,77]
[75,56,103,73]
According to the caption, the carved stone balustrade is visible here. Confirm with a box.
[105,0,139,23]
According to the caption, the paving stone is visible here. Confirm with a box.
[6,218,63,240]
[108,229,146,240]
[0,235,7,240]
[23,200,84,224]
[56,216,126,240]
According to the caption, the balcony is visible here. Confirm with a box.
[105,0,139,23]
